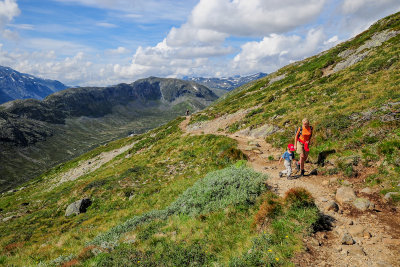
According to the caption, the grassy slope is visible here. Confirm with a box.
[2,11,400,267]
[191,12,400,195]
[0,117,247,265]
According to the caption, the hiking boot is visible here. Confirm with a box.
[300,169,305,176]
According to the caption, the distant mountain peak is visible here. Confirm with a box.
[183,72,267,91]
[0,66,68,104]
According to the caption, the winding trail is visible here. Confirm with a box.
[180,115,400,267]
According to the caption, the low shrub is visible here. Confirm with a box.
[169,165,267,216]
[253,193,282,228]
[284,188,315,209]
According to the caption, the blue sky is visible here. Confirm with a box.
[0,0,399,86]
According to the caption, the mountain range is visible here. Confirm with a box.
[0,77,217,191]
[0,66,67,104]
[184,72,267,91]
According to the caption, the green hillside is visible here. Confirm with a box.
[0,12,400,267]
[192,12,400,192]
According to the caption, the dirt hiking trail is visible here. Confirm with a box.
[180,115,400,267]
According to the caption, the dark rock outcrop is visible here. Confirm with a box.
[65,198,92,217]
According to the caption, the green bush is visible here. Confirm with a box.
[91,165,267,247]
[169,165,267,216]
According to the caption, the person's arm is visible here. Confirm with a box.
[294,128,300,149]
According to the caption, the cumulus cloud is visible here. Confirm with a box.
[0,0,20,38]
[232,28,328,74]
[340,0,400,35]
[113,0,328,82]
[190,0,326,36]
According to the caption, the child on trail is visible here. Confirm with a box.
[279,144,300,179]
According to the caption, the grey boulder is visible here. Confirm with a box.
[336,187,356,205]
[65,198,92,217]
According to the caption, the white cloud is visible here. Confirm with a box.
[54,0,198,22]
[106,46,130,54]
[96,22,117,28]
[8,23,34,30]
[189,0,326,36]
[0,0,20,38]
[339,0,400,36]
[341,0,399,14]
[324,35,339,45]
[232,28,328,74]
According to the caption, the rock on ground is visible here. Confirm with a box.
[384,192,399,200]
[336,187,356,205]
[65,198,92,217]
[353,198,373,211]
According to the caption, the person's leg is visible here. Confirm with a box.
[285,160,292,177]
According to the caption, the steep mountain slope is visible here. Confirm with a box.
[184,72,267,91]
[0,77,217,192]
[1,12,400,267]
[0,66,67,104]
[191,13,400,193]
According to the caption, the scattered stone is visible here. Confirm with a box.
[320,197,329,202]
[348,225,365,238]
[237,124,280,139]
[341,233,355,245]
[252,149,263,154]
[2,215,16,222]
[347,244,365,256]
[360,187,372,194]
[268,73,286,85]
[336,187,356,205]
[248,141,260,147]
[384,192,399,200]
[353,198,372,211]
[65,198,92,217]
[19,187,26,191]
[363,232,372,239]
[342,180,352,186]
[322,181,329,186]
[325,201,339,212]
[329,178,338,184]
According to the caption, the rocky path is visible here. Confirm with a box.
[180,116,400,267]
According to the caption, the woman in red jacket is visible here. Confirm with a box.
[294,118,313,176]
